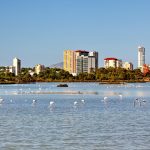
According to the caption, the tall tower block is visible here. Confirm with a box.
[63,50,76,74]
[138,46,145,68]
[13,57,21,76]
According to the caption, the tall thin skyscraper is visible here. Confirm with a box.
[13,57,21,76]
[138,46,145,68]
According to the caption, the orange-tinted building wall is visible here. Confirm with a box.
[63,50,76,74]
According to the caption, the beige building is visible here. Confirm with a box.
[63,50,76,74]
[35,64,45,74]
[123,62,133,70]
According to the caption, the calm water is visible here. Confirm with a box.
[0,82,150,150]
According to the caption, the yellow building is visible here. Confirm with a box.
[63,50,76,74]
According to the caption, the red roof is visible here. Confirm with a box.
[75,50,89,53]
[104,57,118,60]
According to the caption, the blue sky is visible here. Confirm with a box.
[0,0,150,67]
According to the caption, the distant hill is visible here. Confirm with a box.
[49,62,63,69]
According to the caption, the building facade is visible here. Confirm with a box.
[63,50,98,75]
[104,57,122,68]
[141,64,150,74]
[88,51,98,71]
[123,62,133,70]
[138,46,145,68]
[75,50,89,75]
[63,50,76,74]
[13,57,21,76]
[116,59,122,68]
[35,64,45,75]
[9,66,15,74]
[76,55,89,74]
[104,58,118,68]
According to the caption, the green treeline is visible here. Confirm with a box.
[0,67,150,83]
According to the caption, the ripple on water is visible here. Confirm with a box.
[0,83,150,149]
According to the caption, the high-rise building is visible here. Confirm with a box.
[76,50,89,75]
[63,50,76,74]
[13,57,21,76]
[63,50,98,75]
[76,55,89,74]
[138,46,145,68]
[88,51,98,73]
[75,50,89,57]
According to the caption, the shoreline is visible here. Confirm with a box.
[0,80,149,84]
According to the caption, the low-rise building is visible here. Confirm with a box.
[9,66,15,74]
[35,64,45,75]
[116,59,122,68]
[29,70,35,76]
[104,57,122,68]
[141,64,150,74]
[123,62,133,70]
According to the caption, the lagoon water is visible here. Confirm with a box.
[0,82,150,150]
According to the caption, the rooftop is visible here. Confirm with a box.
[104,57,118,61]
[75,50,89,53]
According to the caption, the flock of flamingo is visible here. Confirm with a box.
[0,94,147,109]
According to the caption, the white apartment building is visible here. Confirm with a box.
[104,58,117,68]
[104,58,122,68]
[13,57,21,76]
[138,46,145,68]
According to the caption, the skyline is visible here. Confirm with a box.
[0,0,150,67]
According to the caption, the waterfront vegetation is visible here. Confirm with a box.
[0,67,150,84]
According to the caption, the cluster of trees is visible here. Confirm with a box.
[95,67,144,81]
[74,67,145,81]
[35,68,73,81]
[0,67,73,83]
[0,67,16,83]
[0,66,149,83]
